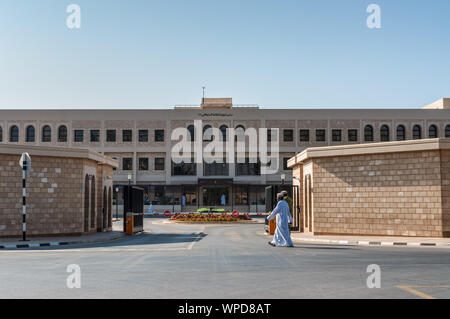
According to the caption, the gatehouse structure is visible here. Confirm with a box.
[0,144,118,237]
[288,138,450,238]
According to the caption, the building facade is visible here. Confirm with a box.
[1,97,450,213]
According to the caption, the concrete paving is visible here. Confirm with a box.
[1,217,450,299]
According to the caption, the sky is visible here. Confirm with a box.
[0,0,449,109]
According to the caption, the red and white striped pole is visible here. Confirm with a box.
[22,158,28,241]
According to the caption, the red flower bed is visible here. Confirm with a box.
[170,213,252,222]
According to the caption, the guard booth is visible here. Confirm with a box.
[123,185,144,234]
[264,185,300,233]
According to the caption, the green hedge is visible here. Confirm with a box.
[196,208,226,213]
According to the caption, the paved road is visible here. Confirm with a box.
[1,218,450,299]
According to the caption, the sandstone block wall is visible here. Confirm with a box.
[309,150,445,237]
[0,154,84,236]
[0,151,115,237]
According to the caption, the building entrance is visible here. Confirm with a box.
[202,186,229,207]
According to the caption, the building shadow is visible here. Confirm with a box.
[20,232,207,251]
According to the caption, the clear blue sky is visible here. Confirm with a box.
[0,0,449,109]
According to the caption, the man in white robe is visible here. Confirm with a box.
[267,193,294,247]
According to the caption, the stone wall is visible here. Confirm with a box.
[439,150,450,236]
[0,145,117,237]
[310,150,444,237]
[0,153,84,236]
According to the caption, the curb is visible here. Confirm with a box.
[0,233,126,250]
[285,235,450,248]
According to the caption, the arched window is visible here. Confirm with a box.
[26,126,35,142]
[413,125,422,140]
[445,125,450,138]
[203,125,213,142]
[58,125,68,142]
[42,125,51,142]
[219,125,228,142]
[84,175,90,232]
[364,125,373,142]
[9,125,19,142]
[0,126,3,142]
[187,125,195,142]
[380,125,390,142]
[396,125,406,141]
[429,125,438,138]
[235,125,245,142]
[90,176,96,228]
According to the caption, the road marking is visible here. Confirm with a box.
[397,285,450,299]
[187,231,206,250]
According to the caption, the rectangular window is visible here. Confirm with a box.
[283,157,291,170]
[139,130,148,142]
[183,186,197,205]
[267,129,272,142]
[171,159,196,176]
[299,129,310,142]
[203,160,229,176]
[155,129,165,142]
[112,157,117,171]
[123,130,132,142]
[348,129,358,142]
[316,129,326,142]
[106,130,116,142]
[236,158,261,176]
[234,185,248,205]
[155,158,165,171]
[332,129,342,142]
[283,129,294,142]
[122,158,133,171]
[90,130,100,142]
[74,130,84,142]
[267,128,279,142]
[139,158,149,171]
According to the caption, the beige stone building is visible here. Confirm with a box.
[288,138,450,238]
[0,144,118,237]
[0,97,450,213]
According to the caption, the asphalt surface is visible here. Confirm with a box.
[1,217,450,299]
